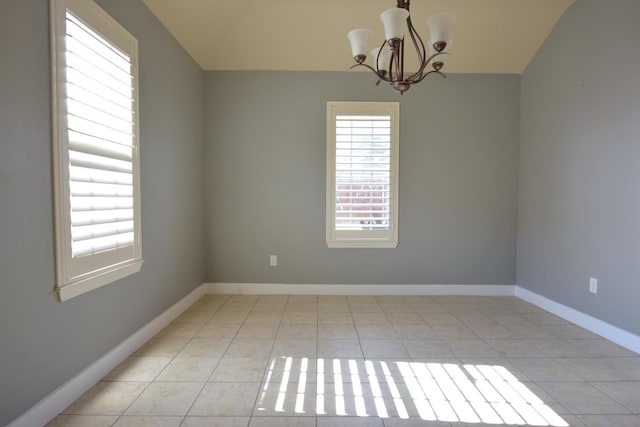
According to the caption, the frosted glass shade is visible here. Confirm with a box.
[380,8,409,41]
[371,46,392,72]
[347,29,374,57]
[427,13,456,44]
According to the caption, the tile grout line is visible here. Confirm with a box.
[177,296,230,425]
[247,294,291,426]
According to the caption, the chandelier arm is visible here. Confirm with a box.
[406,16,425,65]
[387,38,404,83]
[407,51,449,83]
[407,34,433,82]
[411,69,446,85]
[350,62,393,83]
[374,39,391,81]
[388,43,397,82]
[407,29,432,83]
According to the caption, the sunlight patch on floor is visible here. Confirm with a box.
[257,356,569,426]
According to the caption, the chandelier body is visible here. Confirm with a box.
[347,0,455,94]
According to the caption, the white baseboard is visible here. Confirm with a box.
[8,283,208,427]
[207,282,516,296]
[516,286,640,354]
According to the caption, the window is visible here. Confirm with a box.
[50,0,142,301]
[326,102,399,248]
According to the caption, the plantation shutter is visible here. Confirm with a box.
[66,12,136,257]
[335,115,392,230]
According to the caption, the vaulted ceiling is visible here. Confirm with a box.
[141,0,574,74]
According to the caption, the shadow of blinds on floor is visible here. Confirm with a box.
[256,356,569,426]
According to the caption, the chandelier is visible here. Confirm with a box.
[347,0,456,94]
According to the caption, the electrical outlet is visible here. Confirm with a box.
[270,255,277,267]
[589,277,598,294]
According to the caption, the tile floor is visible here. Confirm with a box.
[47,294,640,427]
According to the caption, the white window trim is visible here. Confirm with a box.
[50,0,142,301]
[326,101,399,248]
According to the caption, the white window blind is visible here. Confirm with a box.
[327,102,399,248]
[335,114,392,231]
[66,12,135,257]
[51,0,142,301]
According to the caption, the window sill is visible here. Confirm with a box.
[326,239,398,249]
[56,259,143,302]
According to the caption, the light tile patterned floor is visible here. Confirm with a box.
[47,295,640,427]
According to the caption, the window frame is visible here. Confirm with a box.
[326,101,399,248]
[50,0,142,301]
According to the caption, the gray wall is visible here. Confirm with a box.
[205,71,520,285]
[0,0,206,424]
[518,0,640,335]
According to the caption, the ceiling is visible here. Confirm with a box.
[141,0,574,74]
